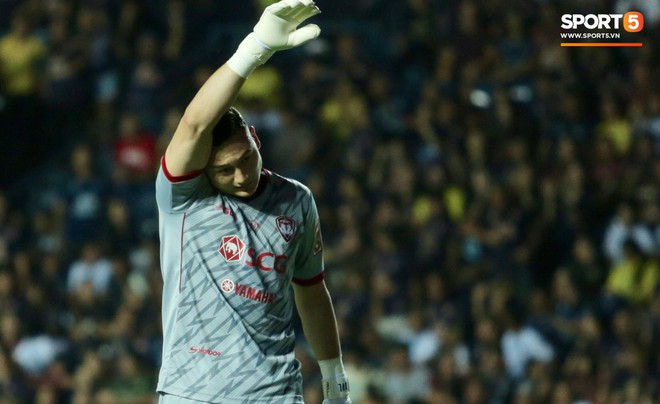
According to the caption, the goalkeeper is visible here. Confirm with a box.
[155,0,351,403]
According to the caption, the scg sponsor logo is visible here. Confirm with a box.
[246,248,288,274]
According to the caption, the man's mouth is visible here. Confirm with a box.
[237,182,255,192]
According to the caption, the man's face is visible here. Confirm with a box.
[205,127,263,198]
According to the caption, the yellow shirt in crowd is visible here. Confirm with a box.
[0,33,45,96]
[606,257,659,304]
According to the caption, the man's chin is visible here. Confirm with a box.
[233,184,257,198]
[233,190,253,198]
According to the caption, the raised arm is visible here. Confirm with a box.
[164,0,321,176]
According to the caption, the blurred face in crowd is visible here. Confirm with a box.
[475,318,498,345]
[82,243,101,263]
[205,127,263,198]
[0,272,12,297]
[464,378,485,404]
[573,236,594,263]
[71,145,92,177]
[11,15,29,37]
[119,113,140,138]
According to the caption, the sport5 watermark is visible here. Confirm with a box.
[561,12,643,32]
[560,11,644,46]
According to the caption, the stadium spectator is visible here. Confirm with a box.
[603,202,656,263]
[66,242,113,297]
[60,144,109,254]
[113,112,158,181]
[500,299,555,380]
[0,6,46,186]
[605,239,659,304]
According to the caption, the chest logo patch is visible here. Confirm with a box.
[218,235,246,262]
[276,216,297,243]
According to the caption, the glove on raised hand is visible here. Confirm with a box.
[227,0,321,78]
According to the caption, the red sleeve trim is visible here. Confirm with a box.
[292,272,324,286]
[161,155,203,183]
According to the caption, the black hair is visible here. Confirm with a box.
[622,238,643,257]
[505,296,527,328]
[212,107,247,147]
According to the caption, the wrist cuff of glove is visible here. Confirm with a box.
[227,33,275,79]
[319,357,350,401]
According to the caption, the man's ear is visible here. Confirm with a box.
[248,126,261,149]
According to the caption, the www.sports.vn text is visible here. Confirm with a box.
[560,32,621,39]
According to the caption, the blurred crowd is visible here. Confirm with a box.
[0,0,659,403]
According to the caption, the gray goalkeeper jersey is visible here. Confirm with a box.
[155,157,324,403]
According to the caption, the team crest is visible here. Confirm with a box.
[276,216,297,243]
[218,235,246,262]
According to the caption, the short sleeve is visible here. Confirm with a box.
[155,156,209,213]
[292,192,324,286]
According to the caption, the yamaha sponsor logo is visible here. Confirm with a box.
[220,279,235,293]
[235,283,276,304]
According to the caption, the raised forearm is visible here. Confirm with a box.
[164,64,245,175]
[181,65,245,135]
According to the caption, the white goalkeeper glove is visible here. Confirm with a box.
[319,357,351,404]
[227,0,321,78]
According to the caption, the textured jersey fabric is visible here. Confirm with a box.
[155,157,324,403]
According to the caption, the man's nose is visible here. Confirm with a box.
[234,169,248,186]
